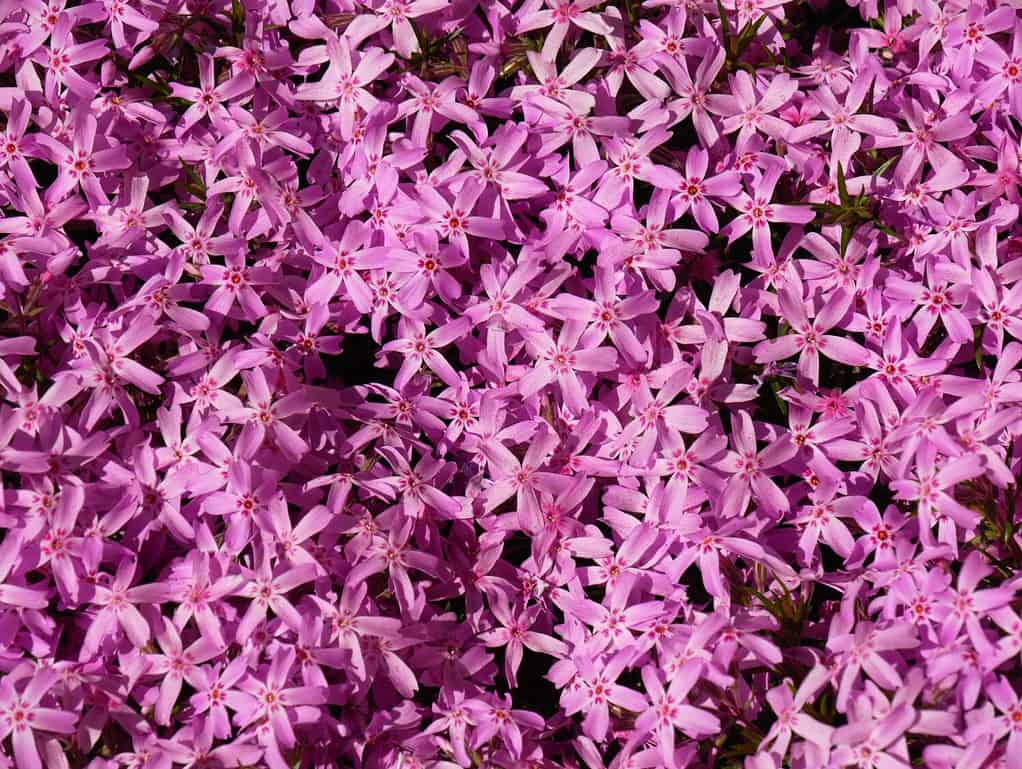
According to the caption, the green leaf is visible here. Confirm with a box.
[811,202,843,217]
[840,224,853,257]
[716,0,734,51]
[121,66,172,98]
[231,0,245,46]
[835,163,849,206]
[872,153,898,179]
[874,222,904,242]
[737,14,768,51]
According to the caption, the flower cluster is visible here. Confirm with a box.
[0,0,1020,768]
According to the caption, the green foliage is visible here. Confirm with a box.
[716,0,769,74]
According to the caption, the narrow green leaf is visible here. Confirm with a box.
[231,0,245,45]
[737,14,768,52]
[835,163,849,206]
[716,0,734,50]
[840,223,852,257]
[872,153,898,178]
[874,223,904,242]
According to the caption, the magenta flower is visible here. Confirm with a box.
[396,75,479,148]
[83,558,175,656]
[189,655,251,740]
[514,47,603,111]
[890,445,985,549]
[632,660,720,766]
[312,574,402,684]
[882,99,975,182]
[546,266,659,363]
[717,411,798,517]
[235,557,317,644]
[758,667,834,762]
[720,165,816,262]
[707,70,797,143]
[414,178,506,258]
[562,649,648,742]
[423,691,485,766]
[478,422,571,527]
[371,445,464,520]
[167,553,242,648]
[944,3,1016,79]
[0,665,77,769]
[222,367,312,462]
[655,148,742,233]
[145,618,224,725]
[975,18,1022,116]
[518,322,619,413]
[169,55,253,136]
[528,94,629,169]
[553,572,664,656]
[828,621,919,711]
[0,2,1017,767]
[472,695,544,761]
[479,602,567,687]
[348,0,449,59]
[755,281,872,385]
[231,648,327,756]
[30,13,108,100]
[830,703,915,769]
[789,79,898,170]
[199,251,275,321]
[648,47,726,147]
[516,0,612,61]
[296,36,394,139]
[380,316,472,390]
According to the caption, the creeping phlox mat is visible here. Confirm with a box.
[0,1,1019,768]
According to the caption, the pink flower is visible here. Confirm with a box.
[632,660,720,767]
[0,665,77,769]
[83,558,175,656]
[516,0,612,62]
[720,165,816,262]
[754,280,873,385]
